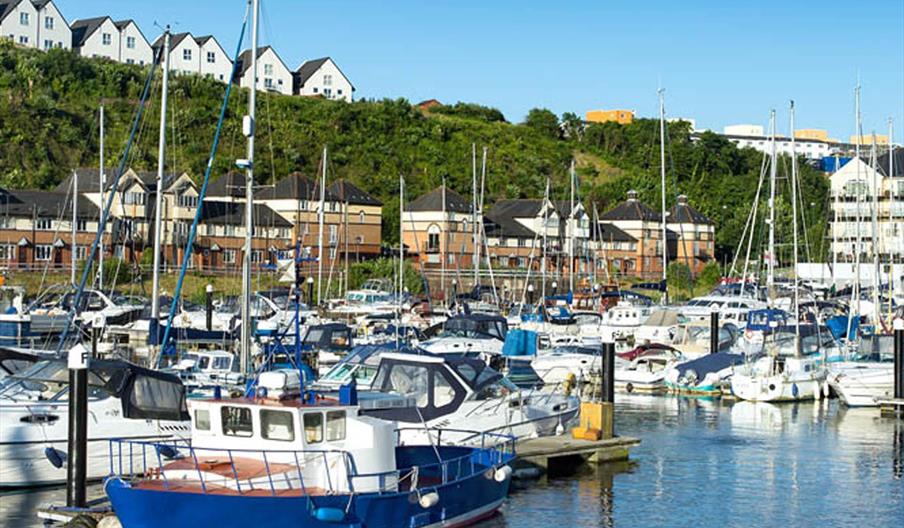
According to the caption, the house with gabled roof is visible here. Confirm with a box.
[235,45,292,95]
[152,32,199,76]
[195,35,232,82]
[327,179,382,259]
[592,222,639,278]
[599,189,670,279]
[293,57,354,101]
[195,200,292,271]
[667,194,714,275]
[70,16,119,60]
[33,0,69,50]
[114,19,151,66]
[403,186,476,274]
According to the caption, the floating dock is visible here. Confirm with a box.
[878,398,904,417]
[515,435,640,472]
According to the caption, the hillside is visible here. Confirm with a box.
[0,42,829,261]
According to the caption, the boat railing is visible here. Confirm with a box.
[107,429,513,497]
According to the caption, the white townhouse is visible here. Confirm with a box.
[235,45,292,95]
[195,35,232,82]
[152,32,200,76]
[0,0,69,50]
[113,19,151,66]
[70,16,120,60]
[293,57,354,101]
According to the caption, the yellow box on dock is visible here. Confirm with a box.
[572,401,613,440]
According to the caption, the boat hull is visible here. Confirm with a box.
[730,373,823,402]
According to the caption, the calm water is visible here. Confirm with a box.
[3,397,902,527]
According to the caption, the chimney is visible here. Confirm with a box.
[626,189,638,201]
[677,194,688,205]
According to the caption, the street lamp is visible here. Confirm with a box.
[307,276,315,306]
[551,280,558,296]
[527,283,535,305]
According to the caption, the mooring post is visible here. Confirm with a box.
[205,283,213,332]
[710,311,719,354]
[894,319,904,402]
[66,339,90,508]
[307,276,315,307]
[527,283,535,306]
[602,341,615,405]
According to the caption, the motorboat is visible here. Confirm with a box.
[664,351,746,395]
[0,356,189,487]
[163,349,245,393]
[104,372,515,528]
[670,321,739,359]
[678,295,765,325]
[614,345,683,394]
[827,334,894,407]
[597,301,650,342]
[634,309,680,345]
[419,314,508,360]
[729,325,835,402]
[299,323,355,375]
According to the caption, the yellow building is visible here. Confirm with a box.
[586,109,634,125]
[795,129,829,141]
[849,134,889,145]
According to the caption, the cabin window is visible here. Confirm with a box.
[221,406,253,437]
[303,412,323,444]
[326,411,346,441]
[433,371,456,408]
[195,409,210,431]
[261,409,295,442]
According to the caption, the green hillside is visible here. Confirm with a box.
[0,41,829,263]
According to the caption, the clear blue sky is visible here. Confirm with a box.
[57,0,903,140]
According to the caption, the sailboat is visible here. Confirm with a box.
[730,104,828,402]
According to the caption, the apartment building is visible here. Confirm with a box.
[598,190,670,279]
[235,45,292,95]
[293,57,354,101]
[667,194,715,275]
[403,186,476,270]
[0,0,69,50]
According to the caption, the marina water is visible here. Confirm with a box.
[3,396,902,528]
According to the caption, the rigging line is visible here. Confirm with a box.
[55,41,162,353]
[729,150,768,278]
[157,3,251,362]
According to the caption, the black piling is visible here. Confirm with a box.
[205,284,213,332]
[895,326,904,401]
[66,336,92,508]
[710,311,719,354]
[602,342,615,404]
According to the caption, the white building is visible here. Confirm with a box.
[70,16,120,60]
[195,35,232,82]
[235,46,292,95]
[152,32,200,76]
[829,149,904,263]
[721,123,836,161]
[293,57,354,101]
[113,19,151,66]
[0,0,68,49]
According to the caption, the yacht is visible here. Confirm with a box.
[419,314,508,360]
[0,356,189,487]
[827,334,894,407]
[613,345,682,394]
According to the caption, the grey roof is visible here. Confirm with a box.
[594,223,636,243]
[257,172,338,201]
[0,1,24,23]
[327,179,382,206]
[70,16,111,47]
[199,201,291,228]
[55,168,118,193]
[668,195,712,225]
[206,172,246,198]
[489,199,545,219]
[294,57,355,90]
[0,187,101,220]
[31,0,53,9]
[599,191,662,222]
[406,186,471,213]
[878,148,904,178]
[235,46,286,77]
[483,212,536,239]
[553,200,585,219]
[151,31,192,51]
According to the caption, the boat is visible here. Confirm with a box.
[0,357,189,487]
[634,309,680,346]
[104,372,515,528]
[664,351,746,395]
[827,334,894,406]
[614,344,682,394]
[419,314,508,360]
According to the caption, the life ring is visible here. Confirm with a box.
[625,382,634,393]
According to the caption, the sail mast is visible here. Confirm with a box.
[441,177,447,310]
[890,118,897,317]
[316,146,326,303]
[869,135,880,325]
[71,170,77,285]
[472,143,478,288]
[541,177,550,300]
[846,84,863,346]
[240,0,259,375]
[98,104,105,291]
[659,88,668,304]
[767,109,777,300]
[569,159,576,297]
[790,101,800,344]
[151,27,171,321]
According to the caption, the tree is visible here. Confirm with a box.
[561,112,584,141]
[523,108,559,139]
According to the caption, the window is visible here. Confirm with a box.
[75,245,87,260]
[263,64,273,75]
[182,48,191,61]
[194,409,210,431]
[43,39,53,50]
[326,411,345,441]
[102,33,111,46]
[18,36,27,45]
[224,224,236,237]
[0,245,15,260]
[264,78,273,89]
[358,211,365,224]
[124,192,145,205]
[126,36,135,49]
[19,12,29,25]
[324,88,332,98]
[224,249,237,264]
[312,87,318,94]
[35,245,53,261]
[261,409,295,441]
[178,194,198,208]
[251,250,263,263]
[323,74,332,86]
[76,219,87,232]
[206,51,215,63]
[427,232,440,252]
[329,225,338,245]
[44,16,53,29]
[303,412,323,444]
[36,217,52,230]
[433,371,456,408]
[337,89,343,95]
[126,59,134,64]
[221,406,253,437]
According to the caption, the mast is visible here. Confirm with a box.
[869,135,880,325]
[790,101,800,344]
[316,146,326,303]
[471,143,478,288]
[98,104,105,291]
[569,159,576,296]
[397,174,404,345]
[441,177,447,310]
[890,118,897,313]
[541,177,550,300]
[151,27,171,321]
[659,88,668,304]
[240,0,259,375]
[71,170,77,285]
[767,109,777,300]
[846,84,863,345]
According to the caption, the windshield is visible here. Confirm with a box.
[0,360,110,401]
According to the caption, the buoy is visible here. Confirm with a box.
[419,492,440,508]
[44,447,66,469]
[313,507,346,522]
[494,465,513,482]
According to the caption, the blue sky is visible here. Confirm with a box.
[57,0,903,140]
